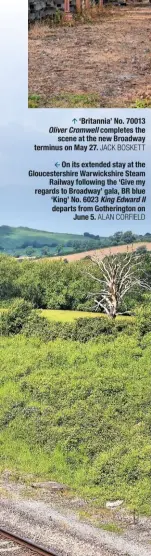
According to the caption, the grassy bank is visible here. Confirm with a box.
[0,332,151,514]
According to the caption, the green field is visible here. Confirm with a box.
[40,309,104,321]
[0,308,134,323]
[39,309,134,323]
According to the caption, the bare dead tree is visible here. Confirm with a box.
[86,248,151,318]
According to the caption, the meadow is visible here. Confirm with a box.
[39,309,134,322]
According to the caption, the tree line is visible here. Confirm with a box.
[0,225,151,257]
[0,250,151,314]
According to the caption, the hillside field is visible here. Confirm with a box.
[0,225,151,258]
[47,242,151,262]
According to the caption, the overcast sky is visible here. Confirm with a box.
[0,0,150,237]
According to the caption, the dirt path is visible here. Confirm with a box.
[28,5,151,107]
[1,484,151,556]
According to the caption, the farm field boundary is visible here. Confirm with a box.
[38,242,151,263]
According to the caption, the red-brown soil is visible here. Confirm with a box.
[28,5,151,107]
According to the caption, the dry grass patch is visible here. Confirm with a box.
[29,6,151,108]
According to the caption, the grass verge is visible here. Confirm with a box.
[28,93,101,108]
[28,93,151,109]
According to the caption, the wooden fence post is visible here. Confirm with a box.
[64,0,73,20]
[76,0,81,11]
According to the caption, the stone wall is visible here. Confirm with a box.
[28,0,76,21]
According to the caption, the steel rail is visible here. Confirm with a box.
[0,527,59,556]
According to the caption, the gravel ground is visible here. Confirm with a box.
[0,535,35,556]
[28,5,151,107]
[0,482,151,556]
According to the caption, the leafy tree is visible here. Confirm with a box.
[1,252,151,313]
[41,247,50,256]
[0,255,21,300]
[122,231,137,244]
[25,247,35,256]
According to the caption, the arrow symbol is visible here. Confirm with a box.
[72,118,78,124]
[55,162,60,167]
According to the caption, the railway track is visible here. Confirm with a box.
[0,528,58,556]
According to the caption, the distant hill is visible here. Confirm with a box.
[0,225,151,257]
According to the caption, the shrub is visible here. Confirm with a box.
[1,299,33,336]
[135,306,151,337]
[22,312,73,341]
[72,317,114,342]
[22,314,114,342]
[72,317,133,342]
[22,313,133,342]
